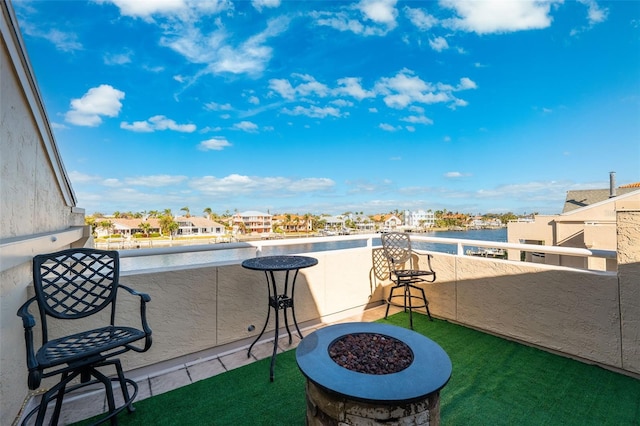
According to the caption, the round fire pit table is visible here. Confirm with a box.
[296,322,452,425]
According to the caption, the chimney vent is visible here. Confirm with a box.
[609,171,616,198]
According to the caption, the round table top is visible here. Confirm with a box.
[296,322,452,404]
[241,255,318,271]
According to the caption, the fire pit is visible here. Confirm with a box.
[296,322,451,425]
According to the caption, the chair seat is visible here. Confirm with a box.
[37,326,146,368]
[394,269,435,278]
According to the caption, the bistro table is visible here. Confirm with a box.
[241,255,318,381]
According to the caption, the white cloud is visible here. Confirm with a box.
[429,36,449,52]
[312,0,398,36]
[578,0,608,25]
[198,137,232,151]
[445,171,465,178]
[45,29,83,52]
[97,0,232,22]
[205,102,233,111]
[375,69,453,109]
[571,0,608,35]
[124,175,189,187]
[335,77,375,100]
[65,85,125,126]
[104,50,133,65]
[358,0,398,27]
[404,6,438,30]
[294,74,331,98]
[269,79,296,100]
[120,115,196,132]
[68,171,102,184]
[379,123,399,131]
[269,75,330,100]
[440,0,560,34]
[288,178,335,192]
[19,20,83,52]
[457,77,477,90]
[233,121,259,132]
[252,0,281,12]
[282,105,342,118]
[189,174,335,196]
[207,16,290,75]
[400,115,433,125]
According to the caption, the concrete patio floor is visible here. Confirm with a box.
[19,305,396,425]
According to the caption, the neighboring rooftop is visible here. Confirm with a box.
[563,184,640,213]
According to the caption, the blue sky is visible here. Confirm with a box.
[14,0,640,216]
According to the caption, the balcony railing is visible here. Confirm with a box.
[115,233,616,272]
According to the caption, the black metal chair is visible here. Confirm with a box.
[17,248,152,425]
[381,232,436,329]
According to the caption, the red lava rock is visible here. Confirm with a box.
[328,333,413,375]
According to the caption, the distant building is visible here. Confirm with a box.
[272,214,313,233]
[175,216,226,236]
[94,216,225,237]
[370,214,403,231]
[323,215,346,230]
[404,210,435,229]
[232,211,272,234]
[508,177,640,271]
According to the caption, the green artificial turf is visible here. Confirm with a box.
[73,313,640,425]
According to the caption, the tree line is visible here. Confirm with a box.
[85,207,531,238]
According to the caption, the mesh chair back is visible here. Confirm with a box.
[371,248,391,281]
[381,232,413,267]
[33,249,119,321]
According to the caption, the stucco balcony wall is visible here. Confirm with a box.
[36,245,634,381]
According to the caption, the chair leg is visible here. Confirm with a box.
[50,378,68,426]
[385,285,400,318]
[405,283,414,330]
[418,286,433,321]
[91,367,118,425]
[113,359,136,413]
[27,370,79,426]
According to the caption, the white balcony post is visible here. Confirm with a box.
[457,242,464,256]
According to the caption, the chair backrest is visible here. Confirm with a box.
[371,248,391,281]
[33,249,120,328]
[380,232,413,269]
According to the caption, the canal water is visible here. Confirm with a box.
[120,228,507,272]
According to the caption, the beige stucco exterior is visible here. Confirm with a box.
[507,190,640,271]
[1,3,88,424]
[617,201,640,373]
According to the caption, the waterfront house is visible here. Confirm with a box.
[175,216,226,236]
[404,209,436,229]
[370,214,403,231]
[230,210,272,234]
[272,214,313,233]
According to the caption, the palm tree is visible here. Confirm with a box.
[303,213,312,234]
[98,220,114,237]
[159,214,178,238]
[203,207,212,220]
[181,206,190,218]
[139,221,151,237]
[85,216,97,236]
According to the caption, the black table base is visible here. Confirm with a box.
[242,255,318,381]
